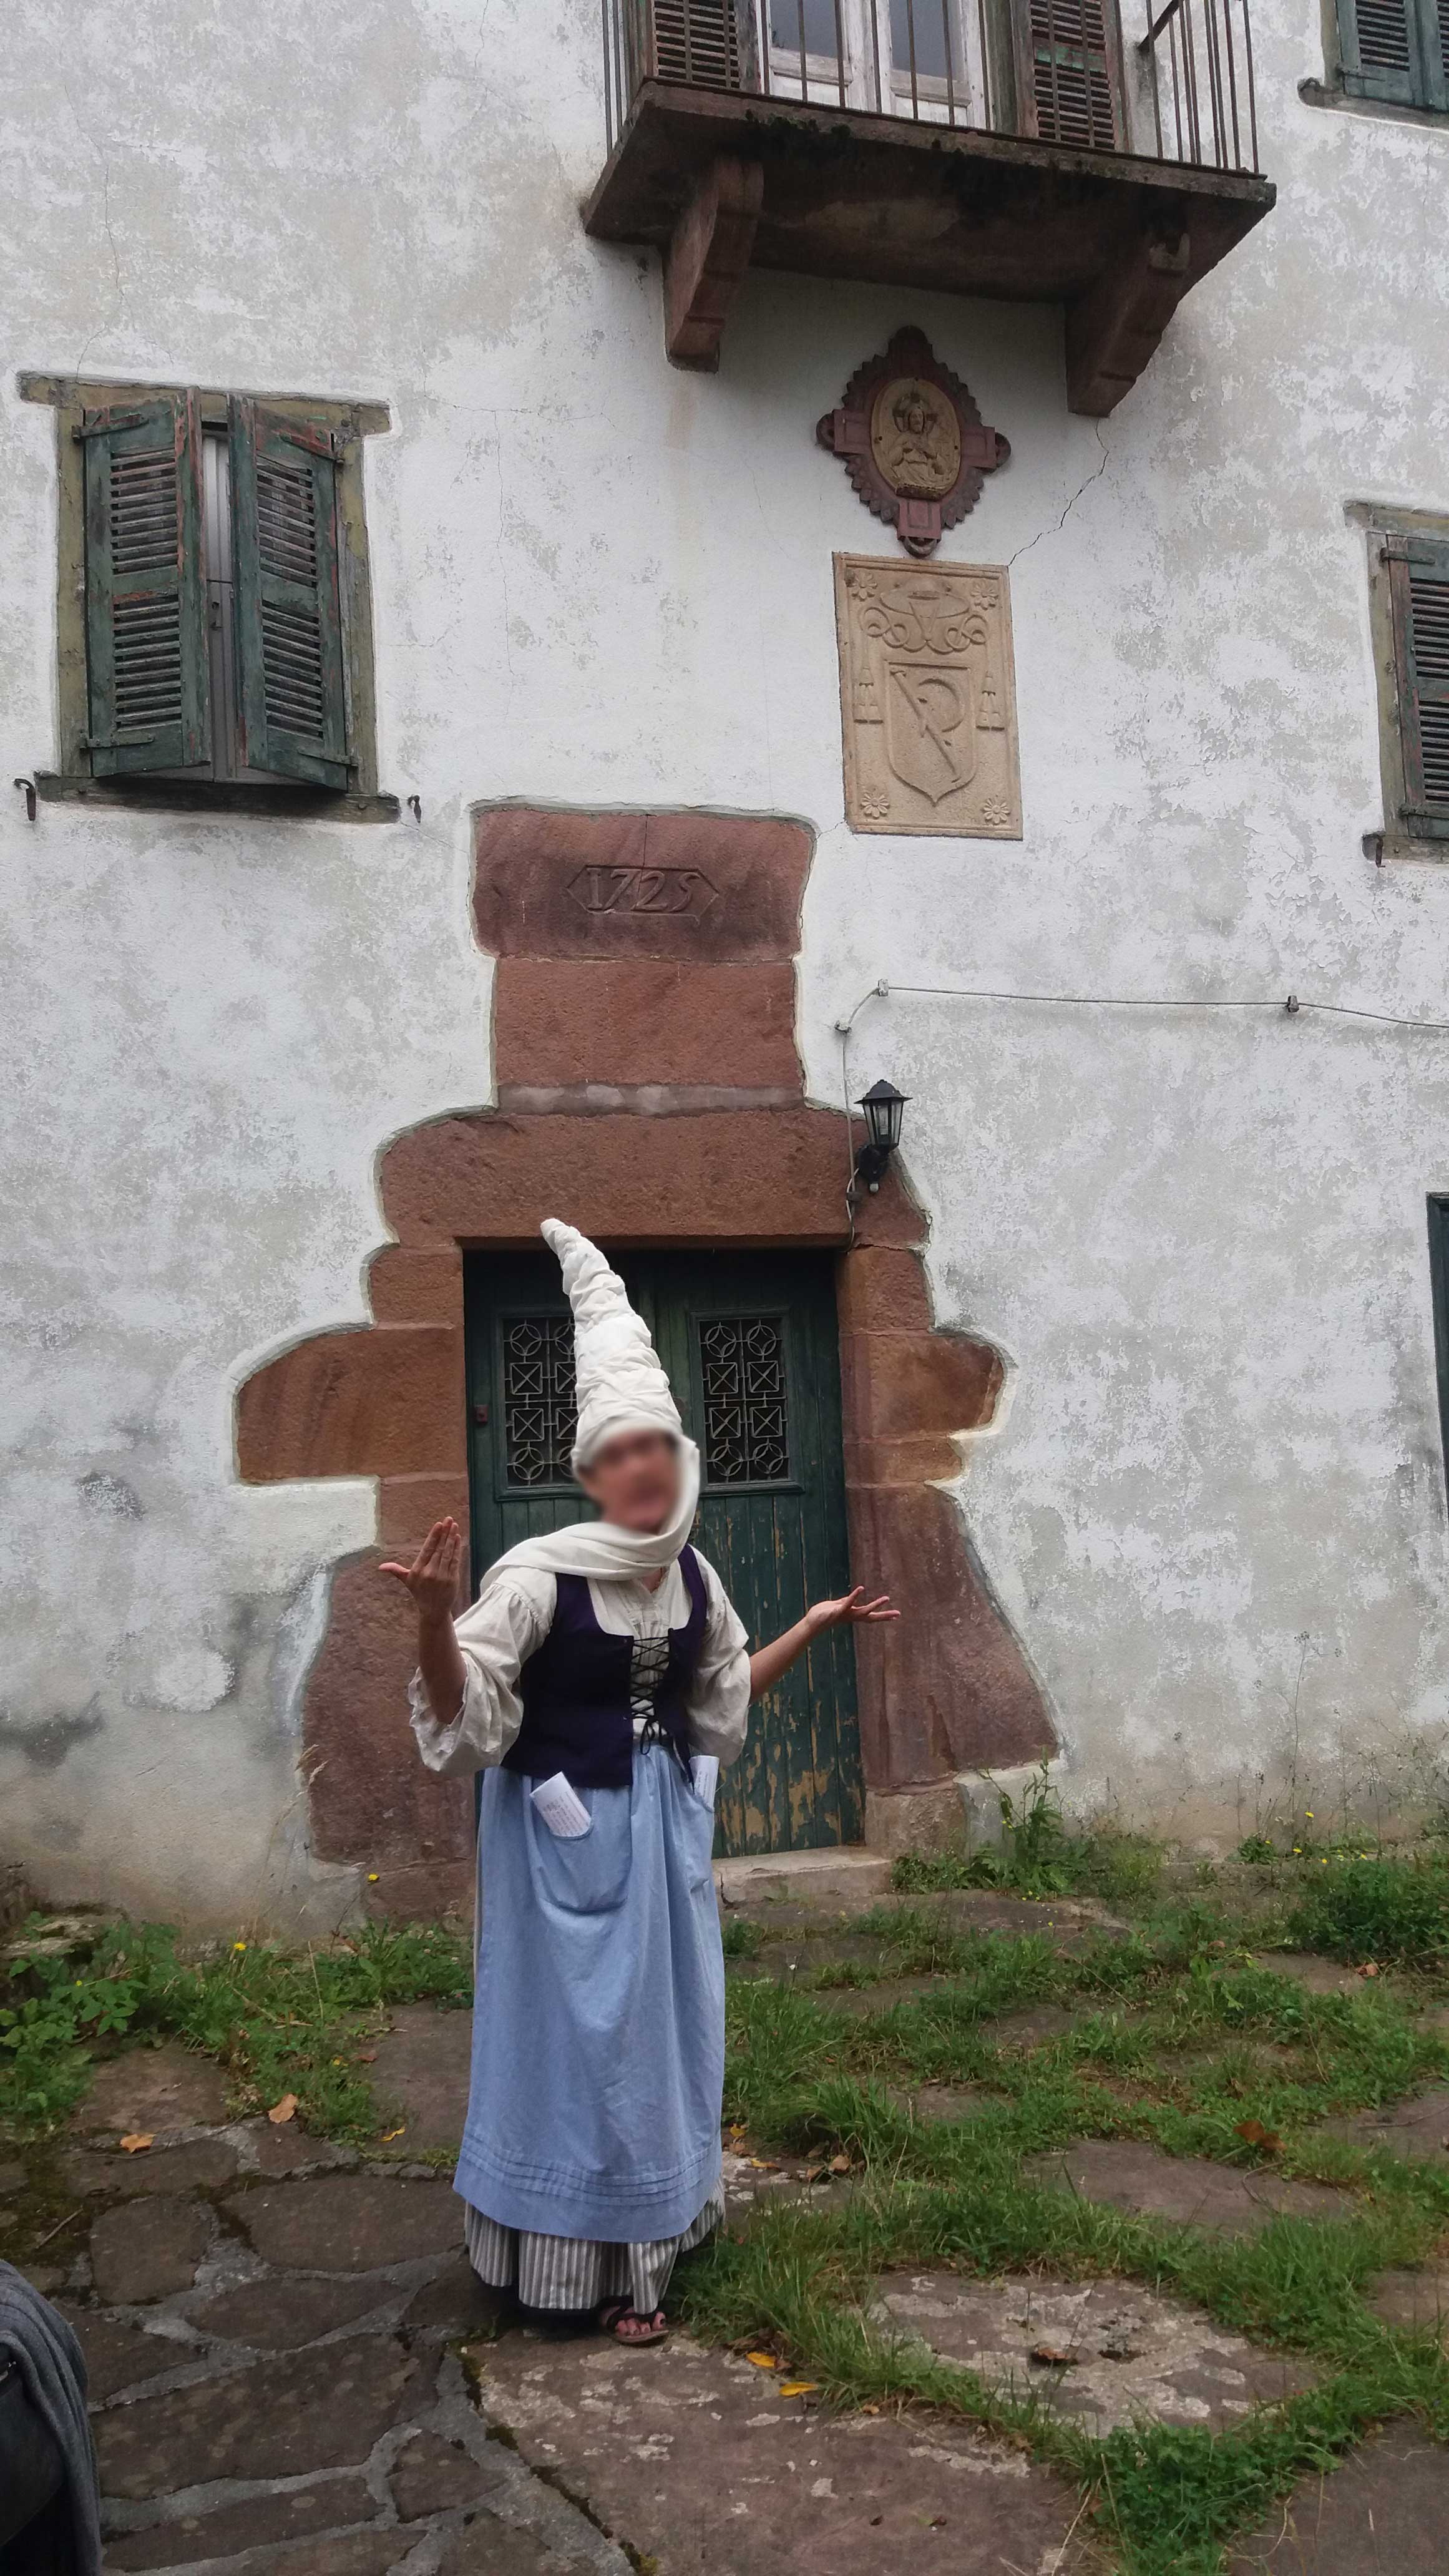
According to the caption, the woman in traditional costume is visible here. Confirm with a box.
[383,1219,897,2348]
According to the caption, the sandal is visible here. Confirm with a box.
[597,2296,670,2346]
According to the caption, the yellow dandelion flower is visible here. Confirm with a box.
[233,1941,248,1953]
[367,1873,379,1883]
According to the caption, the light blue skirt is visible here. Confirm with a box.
[454,1742,724,2244]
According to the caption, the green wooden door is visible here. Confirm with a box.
[462,1247,864,1855]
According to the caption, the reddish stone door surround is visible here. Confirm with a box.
[235,806,1054,1911]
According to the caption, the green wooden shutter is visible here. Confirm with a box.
[1336,0,1445,104]
[1016,0,1126,150]
[81,393,210,777]
[228,399,350,790]
[1387,538,1449,836]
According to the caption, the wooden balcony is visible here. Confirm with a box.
[585,1,1275,412]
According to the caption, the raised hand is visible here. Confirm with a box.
[804,1585,900,1636]
[748,1583,899,1702]
[379,1517,463,1627]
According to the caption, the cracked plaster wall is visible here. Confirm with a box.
[2,0,1449,1915]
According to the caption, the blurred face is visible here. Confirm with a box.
[578,1430,681,1532]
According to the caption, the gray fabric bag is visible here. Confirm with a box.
[0,2268,101,2576]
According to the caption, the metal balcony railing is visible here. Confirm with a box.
[600,0,1261,175]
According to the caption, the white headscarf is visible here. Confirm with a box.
[473,1220,700,1599]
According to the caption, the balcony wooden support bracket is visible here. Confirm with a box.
[663,153,764,371]
[1065,225,1193,416]
[590,88,1274,409]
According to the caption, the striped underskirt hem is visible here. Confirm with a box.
[463,2176,725,2318]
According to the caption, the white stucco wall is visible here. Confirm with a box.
[3,0,1448,1916]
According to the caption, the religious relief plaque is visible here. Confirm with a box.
[817,328,1009,559]
[834,555,1022,839]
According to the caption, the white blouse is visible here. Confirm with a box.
[409,1551,751,1779]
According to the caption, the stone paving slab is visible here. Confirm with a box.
[436,2519,591,2574]
[391,2428,513,2515]
[1365,2264,1449,2338]
[1321,2083,1449,2164]
[733,1933,895,1984]
[892,2083,993,2124]
[1250,1954,1363,1997]
[90,2197,212,2304]
[720,2148,857,2220]
[1025,2140,1355,2235]
[95,2334,422,2496]
[1227,2424,1449,2571]
[71,2044,230,2137]
[230,2117,359,2178]
[872,2271,1319,2431]
[56,2303,190,2403]
[982,2004,1080,2049]
[472,2328,1098,2575]
[804,1976,941,2020]
[224,2171,463,2271]
[65,2138,240,2198]
[188,2268,402,2349]
[366,2003,474,2152]
[103,2473,376,2569]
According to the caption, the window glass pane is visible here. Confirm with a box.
[769,0,844,52]
[892,0,952,76]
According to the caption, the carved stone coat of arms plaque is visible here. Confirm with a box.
[834,555,1022,839]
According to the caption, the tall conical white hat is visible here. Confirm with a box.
[541,1219,684,1472]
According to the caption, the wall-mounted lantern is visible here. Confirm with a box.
[853,1079,909,1194]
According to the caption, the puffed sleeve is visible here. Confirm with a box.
[685,1553,751,1767]
[408,1571,555,1777]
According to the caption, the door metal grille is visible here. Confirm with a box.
[698,1315,790,1483]
[500,1316,578,1485]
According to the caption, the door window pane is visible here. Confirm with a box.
[698,1316,791,1483]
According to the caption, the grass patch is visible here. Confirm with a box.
[0,1913,471,2144]
[705,1870,1449,2570]
[1287,1855,1449,1967]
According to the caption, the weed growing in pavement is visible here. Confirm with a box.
[0,1913,472,2142]
[892,1767,1164,1910]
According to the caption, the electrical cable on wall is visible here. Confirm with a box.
[834,977,1449,1237]
[836,980,1449,1039]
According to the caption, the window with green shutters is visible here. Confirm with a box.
[22,373,391,814]
[1334,0,1448,109]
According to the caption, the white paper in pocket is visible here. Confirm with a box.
[690,1754,720,1811]
[530,1772,592,1838]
